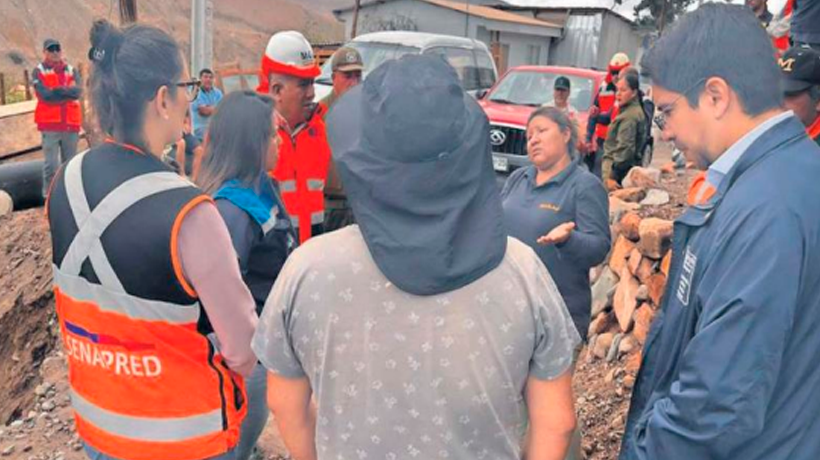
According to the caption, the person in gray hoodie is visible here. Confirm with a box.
[252,54,581,460]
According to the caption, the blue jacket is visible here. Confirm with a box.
[620,116,820,460]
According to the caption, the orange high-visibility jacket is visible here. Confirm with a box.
[593,80,618,141]
[34,63,82,130]
[270,114,331,244]
[47,143,246,460]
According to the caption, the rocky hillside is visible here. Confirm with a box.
[0,0,344,82]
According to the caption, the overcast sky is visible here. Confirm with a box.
[728,0,788,12]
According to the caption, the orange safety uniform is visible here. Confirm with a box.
[270,114,332,244]
[34,62,82,131]
[47,142,246,460]
[593,79,618,142]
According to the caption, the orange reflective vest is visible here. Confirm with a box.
[593,80,618,141]
[34,63,82,131]
[47,143,246,460]
[772,0,795,55]
[270,115,331,244]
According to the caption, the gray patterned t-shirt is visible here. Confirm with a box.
[252,225,580,460]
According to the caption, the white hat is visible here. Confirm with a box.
[261,31,320,79]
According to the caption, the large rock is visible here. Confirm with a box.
[640,189,671,207]
[613,266,640,332]
[660,250,672,277]
[623,167,661,189]
[633,304,656,344]
[647,274,667,306]
[619,212,642,242]
[619,335,640,355]
[609,196,641,225]
[626,351,643,374]
[611,187,647,203]
[638,218,674,259]
[0,190,12,218]
[636,285,650,302]
[591,266,619,318]
[636,258,656,284]
[593,333,615,360]
[588,311,616,337]
[627,248,643,276]
[609,235,636,276]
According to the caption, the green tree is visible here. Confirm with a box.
[626,0,701,32]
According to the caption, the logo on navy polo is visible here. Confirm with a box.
[64,321,162,377]
[676,246,697,306]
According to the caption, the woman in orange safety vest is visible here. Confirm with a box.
[46,20,258,460]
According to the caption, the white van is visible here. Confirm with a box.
[314,31,499,100]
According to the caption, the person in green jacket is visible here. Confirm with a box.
[602,70,647,185]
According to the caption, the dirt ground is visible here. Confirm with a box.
[0,140,693,460]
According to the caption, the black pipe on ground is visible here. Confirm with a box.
[0,160,44,210]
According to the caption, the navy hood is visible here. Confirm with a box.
[326,54,506,296]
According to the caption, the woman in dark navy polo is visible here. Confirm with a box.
[196,91,297,460]
[501,106,611,339]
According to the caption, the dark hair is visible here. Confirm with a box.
[620,67,640,91]
[199,68,213,77]
[196,91,276,195]
[88,19,182,150]
[641,3,782,116]
[527,106,578,157]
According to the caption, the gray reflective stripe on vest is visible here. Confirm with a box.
[53,265,200,324]
[311,211,324,225]
[306,179,325,191]
[289,212,324,229]
[70,390,223,442]
[280,180,297,193]
[61,158,191,286]
[64,152,125,292]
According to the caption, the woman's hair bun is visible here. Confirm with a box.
[88,19,123,69]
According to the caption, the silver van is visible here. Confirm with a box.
[314,31,498,100]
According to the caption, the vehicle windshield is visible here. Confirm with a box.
[487,70,596,112]
[316,42,421,85]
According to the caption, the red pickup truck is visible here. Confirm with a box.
[477,66,606,174]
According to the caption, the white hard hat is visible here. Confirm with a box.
[609,52,631,70]
[261,31,320,79]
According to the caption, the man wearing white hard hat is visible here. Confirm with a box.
[258,31,331,244]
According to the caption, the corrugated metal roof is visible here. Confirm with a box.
[499,0,641,22]
[425,0,562,28]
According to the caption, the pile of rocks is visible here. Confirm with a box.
[587,167,675,374]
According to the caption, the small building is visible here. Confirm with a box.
[497,0,648,70]
[333,0,562,72]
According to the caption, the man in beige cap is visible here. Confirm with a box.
[318,46,364,117]
[318,46,364,232]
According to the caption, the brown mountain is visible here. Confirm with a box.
[0,0,344,84]
[300,0,357,13]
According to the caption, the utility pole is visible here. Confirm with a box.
[351,0,362,39]
[119,0,138,24]
[658,0,669,34]
[191,0,214,75]
[465,0,471,38]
